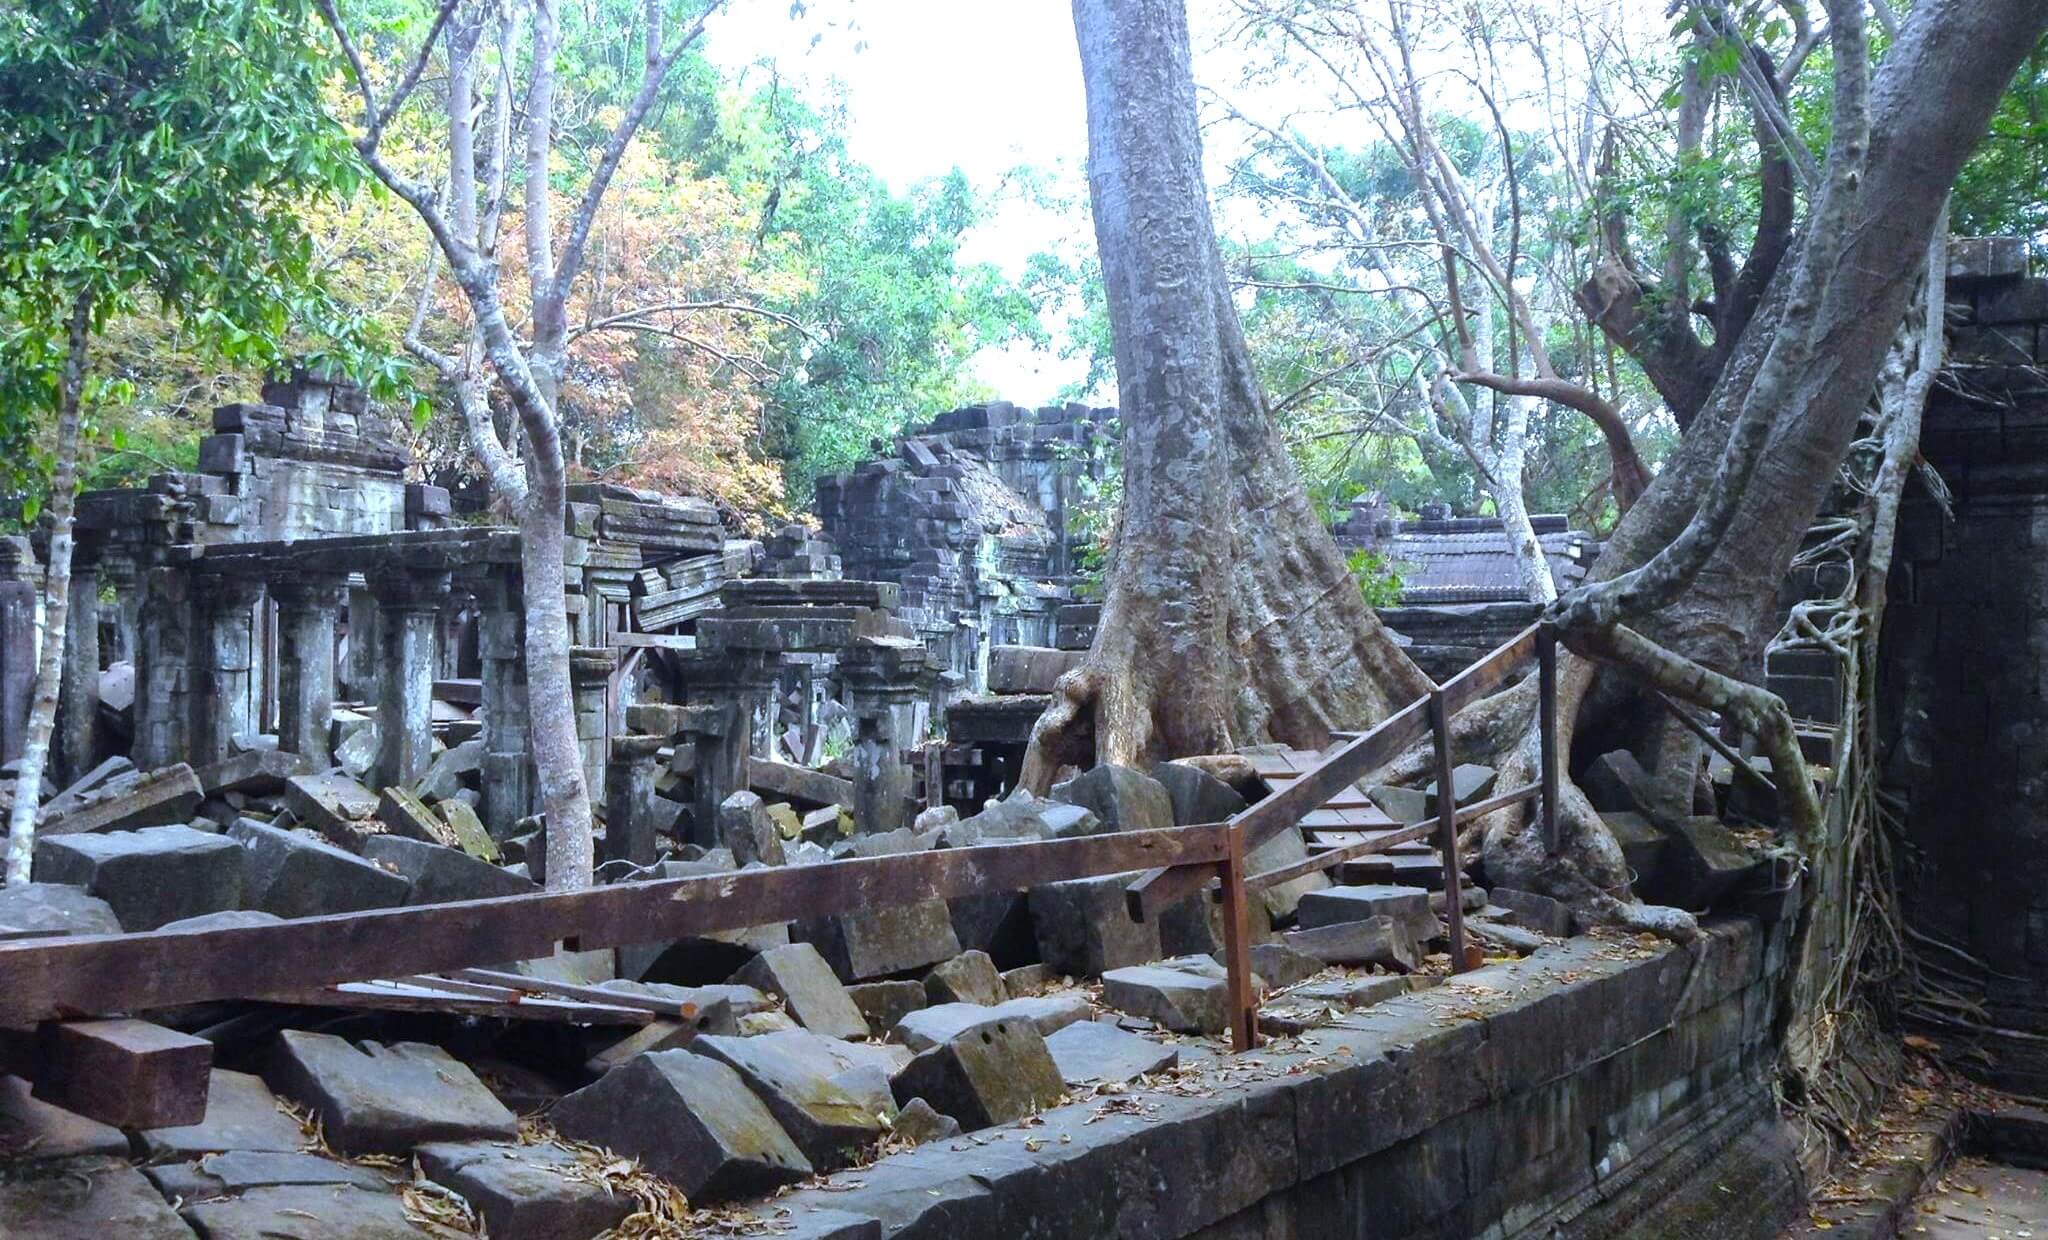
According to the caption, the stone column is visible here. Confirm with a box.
[192,577,263,767]
[0,537,38,766]
[132,565,197,769]
[369,565,450,790]
[679,650,780,848]
[839,637,929,835]
[273,577,342,765]
[570,646,615,806]
[54,552,101,784]
[476,568,531,838]
[603,733,665,872]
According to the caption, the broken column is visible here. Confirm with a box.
[272,576,342,766]
[475,567,530,838]
[132,566,197,769]
[369,563,448,789]
[571,646,614,806]
[680,650,781,847]
[0,537,39,765]
[192,577,262,767]
[344,583,378,700]
[603,733,664,871]
[839,637,928,835]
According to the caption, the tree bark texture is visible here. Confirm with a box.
[1023,0,1432,790]
[4,292,92,886]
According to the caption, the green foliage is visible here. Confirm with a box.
[1951,39,2048,248]
[1347,547,1406,609]
[0,0,393,520]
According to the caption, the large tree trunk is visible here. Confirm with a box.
[3,292,92,886]
[1023,0,1431,788]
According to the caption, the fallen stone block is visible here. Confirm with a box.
[990,992,1093,1038]
[1029,873,1161,976]
[229,820,411,918]
[1051,763,1174,833]
[0,1076,126,1163]
[32,825,241,931]
[1151,760,1247,826]
[0,882,122,940]
[0,1156,195,1240]
[1366,783,1429,824]
[942,793,1098,847]
[1100,964,1229,1034]
[892,1003,999,1052]
[924,950,1005,1006]
[1605,811,1673,892]
[192,750,315,798]
[283,772,380,848]
[1044,1020,1178,1086]
[889,1096,960,1145]
[987,645,1084,694]
[889,1016,1064,1130]
[1245,825,1330,923]
[1581,750,1653,816]
[848,979,927,1034]
[374,786,456,848]
[438,797,497,861]
[731,943,870,1041]
[692,1034,889,1171]
[414,737,483,803]
[1468,916,1549,956]
[38,757,133,822]
[1001,963,1055,996]
[416,1139,635,1239]
[1488,887,1572,937]
[1423,763,1499,817]
[798,896,961,982]
[719,791,785,867]
[36,763,202,837]
[142,1150,387,1205]
[181,1183,419,1239]
[550,1050,811,1202]
[360,834,536,904]
[1652,815,1768,907]
[1296,884,1439,949]
[138,1069,308,1159]
[1244,941,1323,990]
[1283,915,1419,973]
[264,1030,516,1155]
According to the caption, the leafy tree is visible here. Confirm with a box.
[0,0,370,884]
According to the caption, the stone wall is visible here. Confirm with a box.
[1880,239,2048,1092]
[763,914,1805,1239]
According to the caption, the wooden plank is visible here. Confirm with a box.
[33,1018,212,1129]
[1653,691,1777,794]
[748,757,852,808]
[1538,626,1560,853]
[452,968,707,1019]
[276,981,654,1026]
[0,824,1231,1026]
[610,631,697,651]
[1431,690,1470,972]
[1248,820,1438,893]
[1126,694,1434,921]
[1437,623,1541,716]
[1216,837,1258,1054]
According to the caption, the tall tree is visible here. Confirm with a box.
[317,0,727,890]
[0,0,366,885]
[1045,0,2048,939]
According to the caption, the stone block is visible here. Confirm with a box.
[719,790,785,867]
[691,1034,889,1171]
[0,883,121,940]
[360,834,535,904]
[890,1097,960,1145]
[1044,1020,1178,1087]
[797,898,961,982]
[550,1050,811,1202]
[990,992,1093,1039]
[1051,763,1173,833]
[32,825,241,931]
[181,1184,419,1239]
[1489,887,1572,937]
[731,943,871,1041]
[1283,915,1420,972]
[1581,751,1652,817]
[283,772,380,848]
[142,1150,387,1201]
[1029,873,1161,976]
[1150,761,1247,826]
[1245,825,1331,924]
[264,1030,517,1155]
[943,793,1098,846]
[924,950,1006,1006]
[37,763,202,838]
[416,1140,635,1240]
[1367,784,1430,824]
[0,1076,126,1162]
[228,820,411,918]
[1244,940,1324,990]
[889,1016,1064,1130]
[1423,763,1498,816]
[1297,884,1438,946]
[987,645,1084,694]
[438,797,497,861]
[848,979,926,1034]
[413,737,482,802]
[0,1156,196,1240]
[1604,811,1671,891]
[1650,816,1767,908]
[138,1069,308,1159]
[1001,963,1055,996]
[1101,964,1231,1034]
